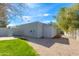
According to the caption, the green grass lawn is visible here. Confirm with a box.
[0,38,39,56]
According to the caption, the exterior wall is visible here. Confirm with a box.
[21,23,38,38]
[43,24,57,38]
[12,22,57,38]
[35,22,43,38]
[76,30,79,40]
[12,22,43,38]
[0,28,11,36]
[64,29,79,40]
[21,22,43,38]
[12,27,24,36]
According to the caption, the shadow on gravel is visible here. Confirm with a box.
[14,35,70,48]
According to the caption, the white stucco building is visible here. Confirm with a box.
[12,22,57,38]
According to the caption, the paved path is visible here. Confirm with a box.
[0,37,16,40]
[25,37,79,56]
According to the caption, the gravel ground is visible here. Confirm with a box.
[26,37,79,56]
[1,36,79,56]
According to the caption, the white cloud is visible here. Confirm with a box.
[43,14,50,16]
[33,13,50,17]
[22,16,31,22]
[22,16,30,19]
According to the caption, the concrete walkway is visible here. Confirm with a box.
[25,37,79,56]
[0,37,16,40]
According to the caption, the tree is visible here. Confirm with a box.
[57,8,70,32]
[0,3,7,27]
[7,3,26,26]
[0,3,26,27]
[56,4,79,39]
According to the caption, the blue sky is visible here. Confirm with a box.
[8,3,73,26]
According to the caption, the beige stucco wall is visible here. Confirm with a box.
[12,22,57,38]
[76,30,79,40]
[18,22,43,38]
[43,24,57,38]
[64,29,79,40]
[12,26,24,36]
[35,22,43,38]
